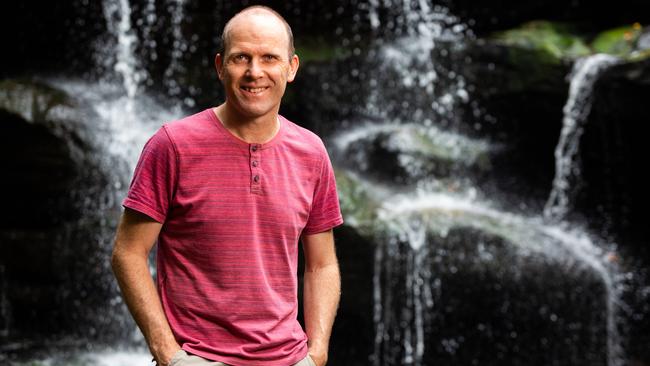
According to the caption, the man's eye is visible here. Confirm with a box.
[262,55,277,62]
[233,55,248,63]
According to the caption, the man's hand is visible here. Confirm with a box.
[152,343,182,366]
[308,347,329,366]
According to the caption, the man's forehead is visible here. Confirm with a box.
[226,10,287,38]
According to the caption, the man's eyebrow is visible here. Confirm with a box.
[227,51,249,58]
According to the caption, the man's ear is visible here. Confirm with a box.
[215,53,224,80]
[287,54,300,83]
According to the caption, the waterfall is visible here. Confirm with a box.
[362,0,471,125]
[141,0,158,64]
[543,54,620,224]
[337,2,627,365]
[163,0,191,103]
[16,0,189,362]
[101,0,148,102]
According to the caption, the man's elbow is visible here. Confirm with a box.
[110,243,126,276]
[110,240,141,275]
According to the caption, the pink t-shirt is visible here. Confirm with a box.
[123,108,344,366]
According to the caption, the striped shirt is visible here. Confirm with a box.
[123,108,344,365]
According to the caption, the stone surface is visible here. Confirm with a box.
[576,58,650,362]
[0,79,113,346]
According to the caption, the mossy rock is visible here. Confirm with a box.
[490,20,591,63]
[335,167,380,236]
[0,79,74,124]
[591,23,643,56]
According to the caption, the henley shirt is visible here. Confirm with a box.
[123,108,344,366]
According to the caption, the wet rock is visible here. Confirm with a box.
[592,23,644,57]
[574,57,650,362]
[324,188,614,365]
[461,23,650,213]
[375,227,610,366]
[331,161,617,364]
[0,79,111,345]
[330,122,492,187]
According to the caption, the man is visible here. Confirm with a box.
[111,6,344,366]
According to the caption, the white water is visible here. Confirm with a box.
[141,0,158,64]
[163,0,191,102]
[543,54,620,224]
[101,0,148,103]
[362,1,470,122]
[15,1,187,361]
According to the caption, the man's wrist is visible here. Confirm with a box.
[308,348,328,366]
[308,339,329,366]
[150,340,181,366]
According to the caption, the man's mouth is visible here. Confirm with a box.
[241,86,268,94]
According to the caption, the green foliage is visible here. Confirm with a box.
[591,24,642,56]
[490,20,649,63]
[335,167,379,235]
[491,20,591,62]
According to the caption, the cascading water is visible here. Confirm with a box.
[101,0,148,102]
[543,54,621,224]
[330,1,628,365]
[5,0,189,364]
[163,0,191,103]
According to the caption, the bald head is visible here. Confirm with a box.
[220,6,295,59]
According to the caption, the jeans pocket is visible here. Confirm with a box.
[169,349,186,366]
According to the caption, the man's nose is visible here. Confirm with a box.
[246,59,264,79]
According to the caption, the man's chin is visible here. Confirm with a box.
[233,105,277,120]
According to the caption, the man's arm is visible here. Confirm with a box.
[301,229,341,366]
[111,208,180,365]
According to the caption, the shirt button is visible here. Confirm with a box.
[252,161,258,167]
[253,175,260,182]
[251,145,258,152]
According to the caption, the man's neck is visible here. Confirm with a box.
[213,104,280,144]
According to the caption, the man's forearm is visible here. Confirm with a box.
[112,250,179,363]
[304,262,341,365]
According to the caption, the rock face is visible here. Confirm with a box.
[462,21,650,214]
[0,80,113,347]
[576,58,650,240]
[325,167,618,365]
[576,58,650,363]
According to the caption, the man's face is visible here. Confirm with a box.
[216,12,299,121]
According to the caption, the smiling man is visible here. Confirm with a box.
[111,6,343,366]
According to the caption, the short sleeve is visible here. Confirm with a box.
[122,126,178,223]
[302,148,344,235]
